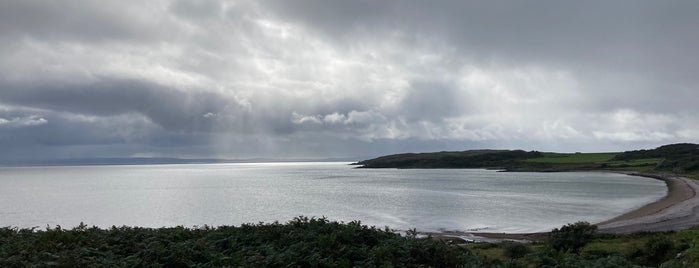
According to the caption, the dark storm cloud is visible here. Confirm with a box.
[259,0,699,118]
[0,0,168,42]
[261,0,699,70]
[0,78,242,132]
[262,1,699,93]
[0,0,697,161]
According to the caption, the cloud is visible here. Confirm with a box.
[0,115,47,128]
[0,0,176,43]
[0,0,698,161]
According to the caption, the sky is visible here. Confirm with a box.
[0,0,697,162]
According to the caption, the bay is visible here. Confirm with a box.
[0,162,666,233]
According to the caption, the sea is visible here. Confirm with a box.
[0,162,666,233]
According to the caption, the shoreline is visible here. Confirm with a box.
[596,174,699,233]
[435,172,699,241]
[596,173,693,225]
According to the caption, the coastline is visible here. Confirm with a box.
[436,172,699,241]
[596,173,693,225]
[596,174,699,233]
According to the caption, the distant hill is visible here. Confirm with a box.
[354,149,543,169]
[355,143,699,178]
[612,143,699,173]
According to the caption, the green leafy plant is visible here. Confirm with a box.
[548,221,597,254]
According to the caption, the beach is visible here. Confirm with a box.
[443,173,699,241]
[597,174,699,233]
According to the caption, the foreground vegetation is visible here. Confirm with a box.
[0,217,478,267]
[2,218,698,267]
[356,143,699,179]
[469,223,699,267]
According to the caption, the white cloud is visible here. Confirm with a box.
[323,112,346,124]
[593,131,675,142]
[0,115,48,127]
[291,112,322,125]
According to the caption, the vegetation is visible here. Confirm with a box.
[466,225,699,267]
[502,242,530,261]
[612,143,699,174]
[354,149,543,169]
[525,152,618,164]
[356,143,699,178]
[547,222,597,254]
[0,217,480,267]
[3,218,698,267]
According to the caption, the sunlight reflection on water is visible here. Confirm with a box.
[0,163,665,233]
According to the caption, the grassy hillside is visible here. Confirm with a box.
[524,152,618,163]
[612,143,699,174]
[519,152,661,173]
[356,143,699,179]
[354,150,543,169]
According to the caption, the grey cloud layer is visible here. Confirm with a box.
[0,0,697,161]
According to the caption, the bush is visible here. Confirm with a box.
[0,217,481,267]
[643,236,676,266]
[548,222,597,254]
[502,242,531,260]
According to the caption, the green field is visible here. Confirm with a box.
[525,152,619,163]
[602,158,662,168]
[521,153,662,172]
[523,153,664,172]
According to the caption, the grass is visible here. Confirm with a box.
[582,229,699,266]
[466,243,504,260]
[685,171,699,180]
[523,153,666,173]
[465,227,699,267]
[602,158,662,167]
[525,152,618,163]
[600,158,663,173]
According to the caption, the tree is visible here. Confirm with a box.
[548,222,597,254]
[643,236,675,266]
[502,242,530,261]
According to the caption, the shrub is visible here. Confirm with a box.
[0,217,481,267]
[548,222,597,254]
[502,242,530,260]
[643,236,676,266]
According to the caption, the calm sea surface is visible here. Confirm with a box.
[0,162,666,233]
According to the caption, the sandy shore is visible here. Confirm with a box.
[597,174,699,233]
[432,173,699,241]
